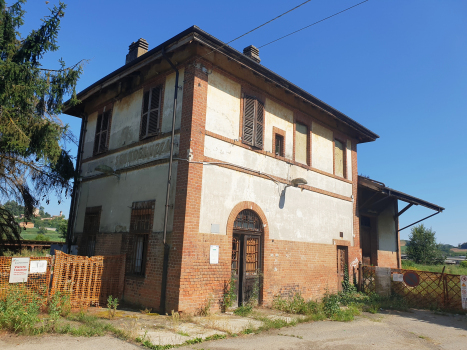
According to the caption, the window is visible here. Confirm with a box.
[275,134,284,157]
[334,139,345,178]
[141,85,162,139]
[80,207,101,257]
[127,200,155,276]
[295,123,308,164]
[242,95,264,149]
[93,109,112,155]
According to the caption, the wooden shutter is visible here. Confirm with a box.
[255,100,264,148]
[243,95,255,146]
[141,86,162,139]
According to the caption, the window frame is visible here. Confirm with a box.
[241,94,264,149]
[127,200,155,277]
[93,106,113,156]
[272,126,286,158]
[140,84,163,140]
[333,138,346,179]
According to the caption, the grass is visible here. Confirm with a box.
[20,228,64,241]
[401,260,467,275]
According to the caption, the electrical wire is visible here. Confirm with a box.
[258,0,370,48]
[193,0,313,63]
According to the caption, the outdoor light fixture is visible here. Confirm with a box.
[94,164,120,179]
[290,178,307,187]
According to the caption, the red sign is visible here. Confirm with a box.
[403,271,420,287]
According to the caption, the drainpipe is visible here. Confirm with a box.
[66,114,87,254]
[160,48,179,314]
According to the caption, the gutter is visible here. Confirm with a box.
[159,48,179,315]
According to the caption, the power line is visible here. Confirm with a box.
[259,0,370,48]
[194,0,313,63]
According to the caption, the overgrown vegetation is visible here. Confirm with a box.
[402,260,467,275]
[107,295,119,319]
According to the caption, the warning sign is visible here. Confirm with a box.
[9,257,29,283]
[461,276,467,310]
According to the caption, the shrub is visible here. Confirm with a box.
[460,261,467,269]
[273,293,320,315]
[0,285,41,334]
[322,293,340,318]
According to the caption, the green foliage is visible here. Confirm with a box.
[223,276,237,310]
[460,261,467,269]
[37,226,48,235]
[44,291,70,331]
[57,219,68,240]
[322,292,340,318]
[459,242,467,249]
[406,224,445,265]
[3,200,24,216]
[34,233,50,241]
[0,0,84,254]
[273,293,321,315]
[107,295,119,319]
[233,305,253,317]
[0,284,41,334]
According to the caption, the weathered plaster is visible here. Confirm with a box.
[346,140,352,181]
[264,99,294,159]
[205,71,241,139]
[75,162,177,234]
[204,136,352,198]
[81,135,179,177]
[378,203,397,252]
[312,122,333,173]
[295,123,308,165]
[161,68,185,133]
[82,111,98,160]
[108,89,143,150]
[198,165,353,244]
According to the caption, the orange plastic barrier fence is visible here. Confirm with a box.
[0,256,52,305]
[51,251,125,307]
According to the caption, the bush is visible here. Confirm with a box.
[34,234,50,241]
[273,293,320,315]
[0,285,42,334]
[322,293,340,318]
[460,261,467,269]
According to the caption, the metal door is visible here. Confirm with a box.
[242,235,261,304]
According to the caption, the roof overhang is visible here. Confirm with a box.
[64,26,379,143]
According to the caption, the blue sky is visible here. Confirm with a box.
[20,0,466,245]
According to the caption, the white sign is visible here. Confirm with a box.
[393,273,404,282]
[210,245,219,264]
[461,276,467,310]
[9,258,29,283]
[30,260,48,274]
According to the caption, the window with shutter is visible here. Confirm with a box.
[242,95,264,149]
[141,85,162,139]
[93,109,112,155]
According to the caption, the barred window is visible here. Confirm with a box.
[127,200,155,276]
[80,207,101,257]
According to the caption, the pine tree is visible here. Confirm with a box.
[0,1,83,254]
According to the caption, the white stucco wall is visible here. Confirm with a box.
[161,68,185,133]
[312,122,333,173]
[198,165,353,244]
[83,111,98,160]
[264,99,294,159]
[346,140,352,181]
[378,203,397,252]
[108,89,143,150]
[204,136,352,198]
[75,162,177,234]
[205,71,241,139]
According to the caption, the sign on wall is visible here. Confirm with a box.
[30,260,48,274]
[9,257,30,283]
[461,276,467,310]
[210,245,219,264]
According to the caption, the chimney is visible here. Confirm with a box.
[125,38,149,64]
[243,45,260,63]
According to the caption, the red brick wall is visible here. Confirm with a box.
[94,233,122,256]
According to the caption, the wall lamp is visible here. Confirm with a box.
[282,177,307,192]
[94,164,120,179]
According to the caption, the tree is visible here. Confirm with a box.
[0,1,83,254]
[459,242,467,249]
[3,200,24,216]
[57,219,67,240]
[406,224,445,265]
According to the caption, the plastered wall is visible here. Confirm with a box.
[378,202,397,252]
[75,162,177,235]
[264,99,294,159]
[205,70,241,140]
[312,122,334,173]
[198,164,353,244]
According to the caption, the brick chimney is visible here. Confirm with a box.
[125,38,149,64]
[243,45,260,63]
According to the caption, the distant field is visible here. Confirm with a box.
[400,240,407,247]
[451,248,467,253]
[20,228,64,242]
[401,261,467,275]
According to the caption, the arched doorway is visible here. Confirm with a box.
[231,209,263,306]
